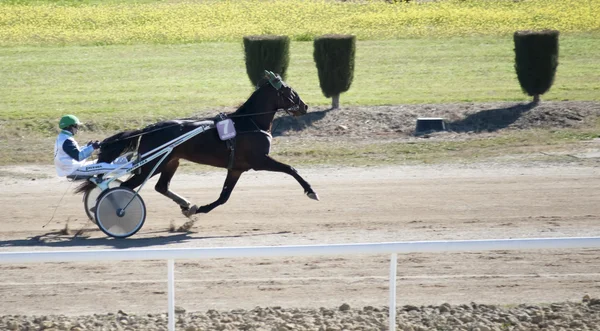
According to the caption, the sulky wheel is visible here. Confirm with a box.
[83,179,123,223]
[94,187,146,238]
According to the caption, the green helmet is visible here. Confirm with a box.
[59,115,82,129]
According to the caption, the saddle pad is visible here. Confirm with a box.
[216,118,236,140]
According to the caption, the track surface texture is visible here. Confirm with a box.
[1,101,600,319]
[0,163,599,316]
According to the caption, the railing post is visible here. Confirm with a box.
[389,253,397,331]
[168,259,175,331]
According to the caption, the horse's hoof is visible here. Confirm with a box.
[307,192,320,201]
[182,204,198,218]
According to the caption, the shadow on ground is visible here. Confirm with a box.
[0,229,292,249]
[272,108,334,137]
[272,102,541,136]
[447,102,537,133]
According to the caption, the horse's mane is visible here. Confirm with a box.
[231,79,269,116]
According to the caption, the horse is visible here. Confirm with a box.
[76,71,319,218]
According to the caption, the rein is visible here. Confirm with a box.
[101,108,292,147]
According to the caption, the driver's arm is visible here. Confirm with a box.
[62,139,94,161]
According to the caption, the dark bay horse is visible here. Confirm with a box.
[76,71,319,217]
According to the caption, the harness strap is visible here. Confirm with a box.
[216,113,237,170]
[239,130,272,138]
[226,138,235,170]
[223,131,272,170]
[220,112,277,170]
[134,136,142,174]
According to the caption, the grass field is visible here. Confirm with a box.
[0,0,599,167]
[266,126,599,165]
[1,35,599,135]
[1,125,597,167]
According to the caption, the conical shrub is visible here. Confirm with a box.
[243,35,290,87]
[313,34,356,109]
[514,30,559,103]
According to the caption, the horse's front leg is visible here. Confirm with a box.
[252,156,319,201]
[185,169,243,216]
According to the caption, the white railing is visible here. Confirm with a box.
[2,237,600,331]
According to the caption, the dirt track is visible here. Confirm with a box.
[0,163,599,316]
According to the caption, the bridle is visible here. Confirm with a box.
[234,83,302,133]
[256,74,304,116]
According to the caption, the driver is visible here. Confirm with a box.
[54,115,130,178]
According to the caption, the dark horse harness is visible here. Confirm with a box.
[216,112,280,170]
[102,108,284,172]
[220,86,299,169]
[101,77,298,170]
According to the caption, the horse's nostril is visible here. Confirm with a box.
[303,104,308,111]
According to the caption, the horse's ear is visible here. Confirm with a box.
[263,70,275,82]
[263,70,282,90]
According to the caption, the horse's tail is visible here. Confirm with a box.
[74,180,96,195]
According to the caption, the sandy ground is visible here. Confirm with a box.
[0,162,599,316]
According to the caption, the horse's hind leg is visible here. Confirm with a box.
[252,156,319,201]
[188,169,243,215]
[154,158,192,211]
[121,158,165,190]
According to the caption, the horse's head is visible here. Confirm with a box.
[258,71,308,116]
